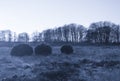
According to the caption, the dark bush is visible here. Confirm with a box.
[60,45,73,54]
[35,44,52,55]
[10,44,33,56]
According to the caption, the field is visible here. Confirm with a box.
[0,46,120,81]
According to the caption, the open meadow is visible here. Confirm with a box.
[0,46,120,81]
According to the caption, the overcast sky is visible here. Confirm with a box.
[0,0,120,34]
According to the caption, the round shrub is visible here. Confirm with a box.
[35,44,52,55]
[11,44,33,56]
[60,45,73,54]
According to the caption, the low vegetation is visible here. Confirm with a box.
[0,46,120,81]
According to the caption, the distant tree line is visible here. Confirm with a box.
[35,24,87,43]
[0,21,120,44]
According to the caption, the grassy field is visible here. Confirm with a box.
[0,46,120,81]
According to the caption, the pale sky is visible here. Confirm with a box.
[0,0,120,34]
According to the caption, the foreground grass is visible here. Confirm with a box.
[0,46,120,81]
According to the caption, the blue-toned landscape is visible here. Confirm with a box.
[0,0,120,81]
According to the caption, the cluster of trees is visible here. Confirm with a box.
[0,30,29,43]
[1,21,120,44]
[86,21,120,44]
[32,21,120,44]
[0,30,16,42]
[33,24,86,43]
